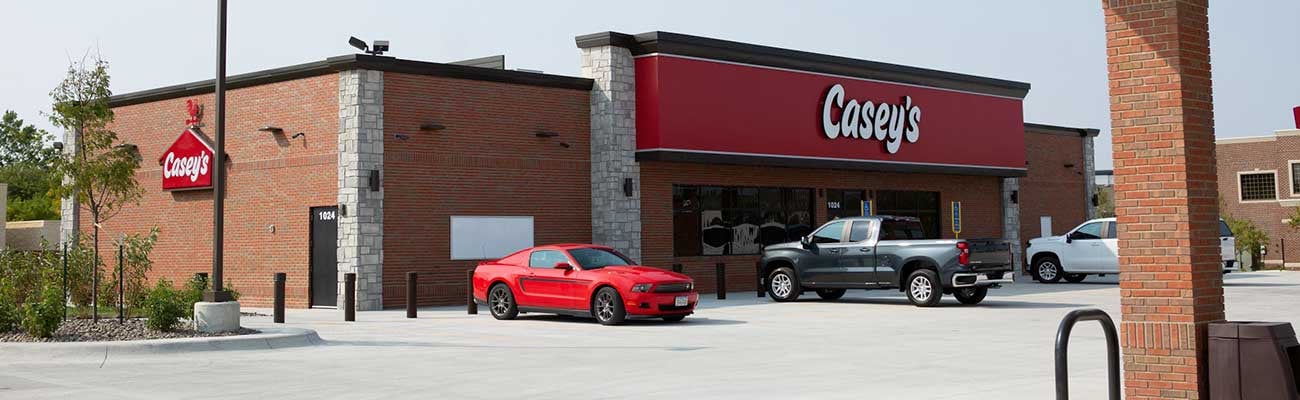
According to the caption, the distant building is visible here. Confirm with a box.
[1216,110,1300,269]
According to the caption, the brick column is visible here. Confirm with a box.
[1104,1,1224,399]
[337,69,385,311]
[578,33,642,262]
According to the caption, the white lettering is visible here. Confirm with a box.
[819,84,922,154]
[821,84,845,139]
[163,150,211,184]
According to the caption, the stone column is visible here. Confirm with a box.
[1000,178,1023,276]
[1084,135,1097,219]
[337,69,385,311]
[1104,1,1223,398]
[59,129,80,246]
[579,36,642,262]
[0,183,7,249]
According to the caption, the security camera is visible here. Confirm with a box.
[371,40,390,55]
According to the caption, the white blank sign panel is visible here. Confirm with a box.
[450,216,534,260]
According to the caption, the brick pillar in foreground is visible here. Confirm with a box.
[1104,1,1224,399]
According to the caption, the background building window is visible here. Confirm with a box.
[1290,161,1300,195]
[1239,172,1277,201]
[876,190,942,239]
[673,185,814,257]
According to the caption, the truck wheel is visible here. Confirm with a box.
[905,269,943,307]
[767,267,801,302]
[815,289,846,301]
[593,287,626,325]
[954,287,988,305]
[1033,257,1063,283]
[488,283,519,320]
[1064,273,1087,283]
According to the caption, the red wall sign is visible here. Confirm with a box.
[159,128,214,191]
[634,55,1026,173]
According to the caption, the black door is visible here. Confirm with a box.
[310,207,338,307]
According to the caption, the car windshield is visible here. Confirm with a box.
[1219,220,1233,237]
[568,248,632,269]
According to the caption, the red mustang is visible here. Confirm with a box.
[472,244,698,325]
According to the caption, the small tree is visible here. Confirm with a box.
[1224,214,1269,270]
[47,55,143,320]
[1094,185,1115,218]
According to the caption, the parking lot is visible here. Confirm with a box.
[2,271,1297,400]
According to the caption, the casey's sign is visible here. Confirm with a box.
[159,100,214,191]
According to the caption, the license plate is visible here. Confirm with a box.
[675,296,688,307]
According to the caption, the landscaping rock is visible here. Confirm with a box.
[0,318,258,342]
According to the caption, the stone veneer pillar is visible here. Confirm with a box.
[337,69,384,311]
[0,183,7,249]
[579,37,642,262]
[1000,178,1023,275]
[1084,135,1097,219]
[1104,1,1224,398]
[58,129,80,246]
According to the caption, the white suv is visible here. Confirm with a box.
[1025,217,1237,283]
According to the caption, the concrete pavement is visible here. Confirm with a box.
[1,271,1296,399]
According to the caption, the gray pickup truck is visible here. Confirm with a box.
[758,216,1013,307]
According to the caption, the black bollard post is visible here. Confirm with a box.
[756,260,765,298]
[344,273,356,322]
[118,243,124,323]
[466,269,478,315]
[716,263,727,300]
[273,273,286,323]
[406,272,418,319]
[672,263,683,273]
[62,242,68,321]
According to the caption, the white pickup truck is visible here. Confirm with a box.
[1025,217,1237,283]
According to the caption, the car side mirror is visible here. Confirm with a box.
[553,262,574,271]
[1065,234,1074,244]
[800,236,813,248]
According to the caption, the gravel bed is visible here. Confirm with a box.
[0,319,259,343]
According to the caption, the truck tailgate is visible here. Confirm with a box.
[965,238,1012,270]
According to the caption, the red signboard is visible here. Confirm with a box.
[159,128,214,191]
[634,55,1026,174]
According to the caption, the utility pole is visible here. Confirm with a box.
[205,0,232,303]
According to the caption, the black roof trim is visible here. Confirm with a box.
[578,31,1030,99]
[1024,122,1101,138]
[636,150,1027,178]
[110,54,593,108]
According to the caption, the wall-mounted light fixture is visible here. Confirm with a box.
[623,178,634,197]
[1091,193,1098,207]
[394,133,410,140]
[258,126,284,134]
[290,132,306,139]
[1064,163,1076,168]
[559,142,571,148]
[419,122,446,131]
[1011,190,1019,204]
[369,170,381,192]
[534,130,559,138]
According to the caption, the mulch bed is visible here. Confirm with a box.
[0,319,259,343]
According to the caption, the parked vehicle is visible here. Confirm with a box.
[1025,217,1237,283]
[758,216,1014,307]
[472,244,698,325]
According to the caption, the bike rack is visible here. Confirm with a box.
[1055,308,1121,400]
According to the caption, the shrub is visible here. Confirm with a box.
[0,283,21,332]
[142,279,187,332]
[22,284,65,338]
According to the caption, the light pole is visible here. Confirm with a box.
[205,0,233,303]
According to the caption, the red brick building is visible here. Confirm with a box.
[62,31,1097,309]
[1215,119,1300,269]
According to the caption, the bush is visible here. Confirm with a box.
[142,279,187,332]
[0,283,21,332]
[22,284,65,338]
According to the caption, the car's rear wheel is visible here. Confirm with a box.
[1064,273,1087,283]
[905,269,943,307]
[1033,257,1063,283]
[593,287,626,325]
[954,287,988,305]
[767,267,801,302]
[662,315,686,322]
[815,288,846,300]
[488,283,518,320]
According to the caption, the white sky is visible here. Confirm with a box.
[2,0,1297,171]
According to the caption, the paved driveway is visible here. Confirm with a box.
[2,271,1297,399]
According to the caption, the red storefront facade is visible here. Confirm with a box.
[65,31,1097,309]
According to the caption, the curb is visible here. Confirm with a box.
[0,327,322,362]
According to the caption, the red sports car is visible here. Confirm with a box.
[472,244,698,325]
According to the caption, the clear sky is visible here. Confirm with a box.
[2,1,1297,170]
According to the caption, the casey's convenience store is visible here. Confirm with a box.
[70,31,1097,309]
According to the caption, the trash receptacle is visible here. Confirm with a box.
[1210,321,1300,400]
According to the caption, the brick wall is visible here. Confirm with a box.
[94,74,339,308]
[640,161,1004,293]
[1216,132,1300,267]
[382,72,592,307]
[1020,132,1089,241]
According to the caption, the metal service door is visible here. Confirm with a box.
[310,207,339,307]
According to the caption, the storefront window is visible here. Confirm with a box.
[876,190,941,239]
[826,189,865,220]
[673,185,815,257]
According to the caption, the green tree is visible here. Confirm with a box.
[0,111,61,221]
[1224,214,1269,269]
[47,55,143,318]
[1094,185,1115,218]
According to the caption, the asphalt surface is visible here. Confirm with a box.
[1,271,1297,399]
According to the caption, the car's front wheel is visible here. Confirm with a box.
[815,289,846,300]
[767,267,801,302]
[905,269,943,307]
[593,287,627,325]
[488,283,518,320]
[954,286,988,305]
[1033,257,1063,283]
